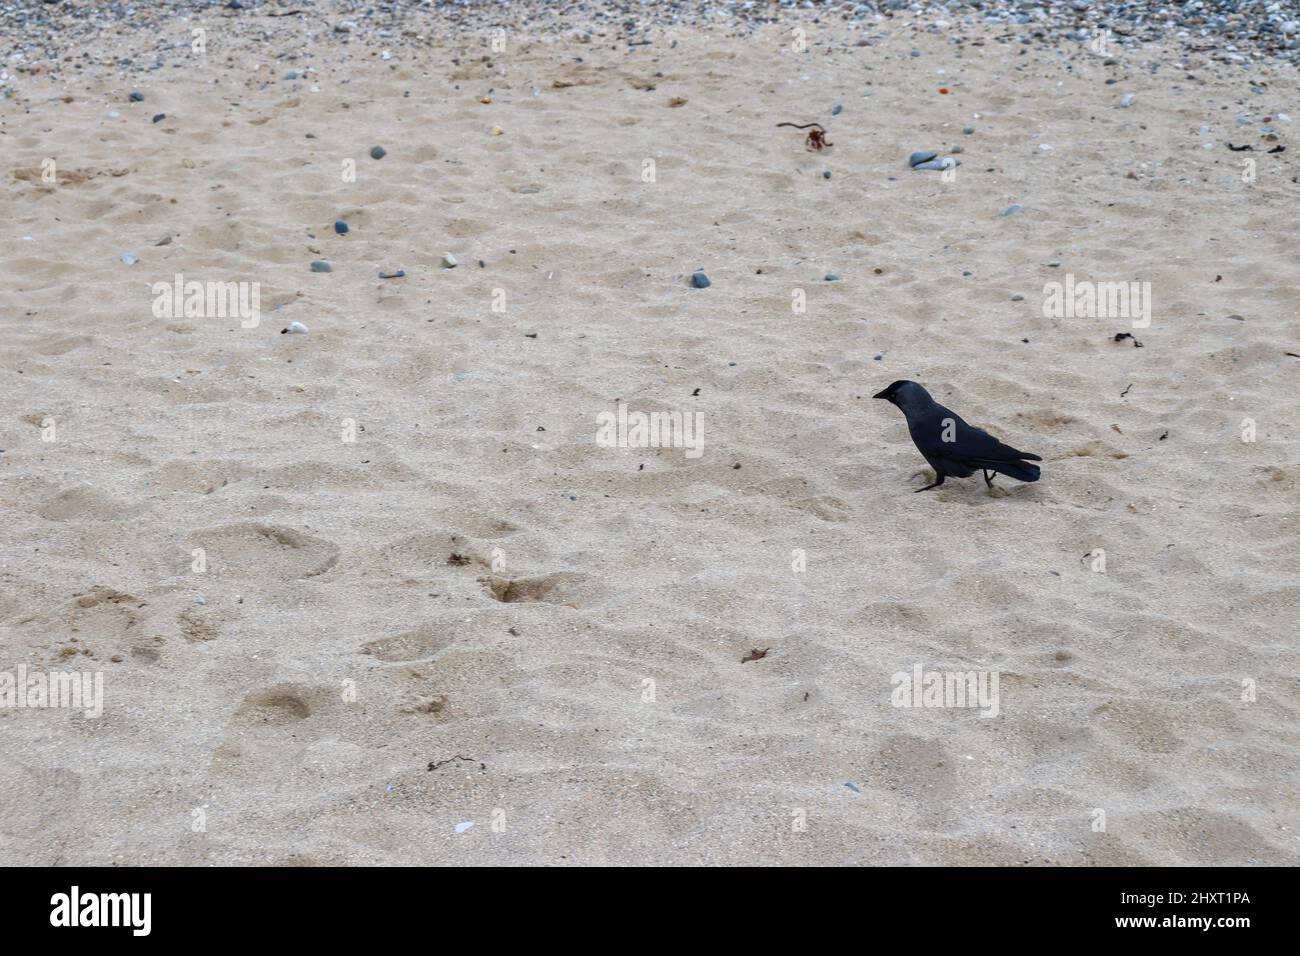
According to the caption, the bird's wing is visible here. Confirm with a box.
[912,409,1038,462]
[957,421,1038,462]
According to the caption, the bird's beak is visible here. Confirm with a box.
[872,389,891,400]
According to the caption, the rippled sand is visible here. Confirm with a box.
[1,17,1297,865]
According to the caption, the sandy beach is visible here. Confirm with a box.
[1,0,1297,866]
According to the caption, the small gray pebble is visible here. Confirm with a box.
[1001,204,1024,217]
[909,150,939,167]
[310,259,332,272]
[691,271,711,289]
[129,91,144,102]
[370,145,387,159]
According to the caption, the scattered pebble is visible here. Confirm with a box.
[128,91,144,102]
[369,145,386,159]
[441,253,458,269]
[151,113,165,123]
[691,270,711,288]
[378,270,405,279]
[281,321,309,335]
[1011,294,1025,301]
[908,150,938,167]
[334,220,349,235]
[310,259,331,273]
[1120,93,1136,108]
[1001,204,1024,217]
[824,272,840,282]
[822,170,831,179]
[120,253,138,265]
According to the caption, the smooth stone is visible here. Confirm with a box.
[909,150,939,167]
[370,145,386,159]
[1120,93,1136,107]
[334,220,349,234]
[832,104,843,115]
[691,271,711,288]
[285,70,299,79]
[963,125,975,134]
[441,253,458,269]
[1011,294,1025,301]
[823,170,831,179]
[825,273,840,282]
[152,113,165,123]
[950,145,963,154]
[128,91,144,102]
[310,260,331,272]
[120,253,139,265]
[281,321,309,334]
[913,158,959,171]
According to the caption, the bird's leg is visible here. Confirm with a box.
[982,469,995,488]
[914,475,945,493]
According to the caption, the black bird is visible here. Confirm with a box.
[873,380,1042,492]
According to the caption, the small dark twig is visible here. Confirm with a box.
[776,122,833,149]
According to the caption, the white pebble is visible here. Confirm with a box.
[282,321,309,334]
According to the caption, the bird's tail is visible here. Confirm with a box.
[983,459,1041,483]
